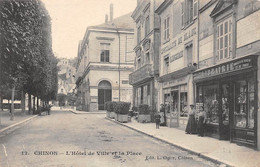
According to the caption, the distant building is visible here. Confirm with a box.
[57,58,76,105]
[75,5,135,111]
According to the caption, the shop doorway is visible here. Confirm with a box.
[171,91,178,112]
[98,80,112,110]
[220,83,232,140]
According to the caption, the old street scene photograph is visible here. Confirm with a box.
[1,0,260,166]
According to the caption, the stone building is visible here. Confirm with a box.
[156,0,198,129]
[153,0,260,149]
[75,6,135,111]
[192,0,260,149]
[129,0,164,111]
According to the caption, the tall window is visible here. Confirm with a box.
[146,52,150,64]
[186,44,193,66]
[216,17,232,61]
[164,17,170,41]
[137,58,141,69]
[145,16,150,36]
[181,0,198,27]
[100,43,110,62]
[234,79,255,129]
[164,56,169,74]
[137,26,141,44]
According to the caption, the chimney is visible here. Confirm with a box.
[105,14,108,23]
[110,4,113,21]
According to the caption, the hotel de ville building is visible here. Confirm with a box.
[130,0,260,150]
[75,5,135,112]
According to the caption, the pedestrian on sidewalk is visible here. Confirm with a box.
[159,104,166,126]
[197,106,207,137]
[154,113,161,129]
[185,104,197,134]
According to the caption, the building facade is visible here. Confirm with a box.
[156,0,198,128]
[130,0,164,111]
[193,0,260,149]
[75,10,135,112]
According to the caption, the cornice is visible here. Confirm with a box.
[155,0,173,15]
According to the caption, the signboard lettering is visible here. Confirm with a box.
[194,57,255,80]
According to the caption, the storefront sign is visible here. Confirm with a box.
[163,76,188,89]
[170,51,183,62]
[194,56,256,81]
[184,27,196,41]
[161,27,197,54]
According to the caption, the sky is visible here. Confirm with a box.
[42,0,137,59]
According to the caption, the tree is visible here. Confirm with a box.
[0,0,57,117]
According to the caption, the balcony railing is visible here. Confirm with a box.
[129,64,153,85]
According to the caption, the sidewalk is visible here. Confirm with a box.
[0,109,38,133]
[106,117,260,167]
[67,107,106,114]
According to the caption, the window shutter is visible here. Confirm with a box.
[193,0,198,19]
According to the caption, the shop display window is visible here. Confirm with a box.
[180,92,188,117]
[196,84,219,125]
[234,79,254,129]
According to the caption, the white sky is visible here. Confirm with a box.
[43,0,137,59]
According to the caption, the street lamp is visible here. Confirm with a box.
[112,23,121,102]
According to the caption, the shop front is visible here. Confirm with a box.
[159,66,195,128]
[193,55,258,148]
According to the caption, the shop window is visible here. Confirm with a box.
[216,17,232,61]
[203,85,219,124]
[147,83,151,106]
[180,92,188,117]
[100,43,110,62]
[234,79,254,129]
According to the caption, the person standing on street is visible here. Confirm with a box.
[185,104,197,134]
[155,113,161,129]
[197,106,207,137]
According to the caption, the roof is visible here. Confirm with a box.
[89,12,135,32]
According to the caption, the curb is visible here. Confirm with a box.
[0,115,38,134]
[105,117,234,167]
[69,110,106,114]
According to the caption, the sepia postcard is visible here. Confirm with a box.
[0,0,260,167]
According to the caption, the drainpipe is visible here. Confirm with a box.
[113,23,121,102]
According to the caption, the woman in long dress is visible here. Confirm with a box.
[197,107,207,137]
[185,104,197,134]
